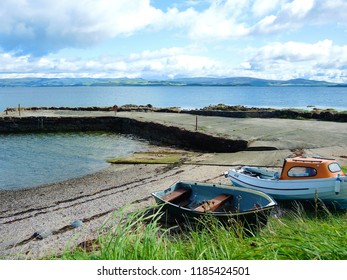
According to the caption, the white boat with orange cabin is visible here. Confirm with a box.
[225,156,347,209]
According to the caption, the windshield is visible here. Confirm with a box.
[329,163,342,173]
[287,166,317,177]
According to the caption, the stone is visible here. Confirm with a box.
[71,219,83,228]
[33,229,53,240]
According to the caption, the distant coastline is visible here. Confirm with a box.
[0,77,345,87]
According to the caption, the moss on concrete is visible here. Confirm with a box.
[107,151,196,164]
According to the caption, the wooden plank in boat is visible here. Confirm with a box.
[162,188,189,203]
[195,194,232,212]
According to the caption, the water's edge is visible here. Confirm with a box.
[0,115,247,152]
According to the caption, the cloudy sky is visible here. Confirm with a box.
[1,0,347,82]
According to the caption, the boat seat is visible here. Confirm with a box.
[195,194,232,212]
[161,188,190,203]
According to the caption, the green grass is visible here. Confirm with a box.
[107,151,194,164]
[55,204,347,260]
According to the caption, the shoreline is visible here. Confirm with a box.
[0,147,234,259]
[3,104,347,122]
[1,109,347,259]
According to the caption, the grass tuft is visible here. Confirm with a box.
[55,205,347,260]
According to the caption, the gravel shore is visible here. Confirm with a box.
[0,147,232,259]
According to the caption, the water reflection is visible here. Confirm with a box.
[0,132,148,190]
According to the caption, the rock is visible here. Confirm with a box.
[71,220,83,228]
[33,229,53,240]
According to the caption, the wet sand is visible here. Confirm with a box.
[1,110,347,259]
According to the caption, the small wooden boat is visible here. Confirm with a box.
[225,156,347,209]
[151,180,277,230]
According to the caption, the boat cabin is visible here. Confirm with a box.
[280,157,345,180]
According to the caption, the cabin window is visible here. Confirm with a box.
[287,166,317,177]
[328,163,342,173]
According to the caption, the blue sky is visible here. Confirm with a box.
[1,0,347,82]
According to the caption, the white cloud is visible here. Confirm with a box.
[252,0,283,18]
[161,0,347,40]
[0,46,223,79]
[163,0,251,40]
[252,40,333,62]
[0,0,163,55]
[241,40,347,82]
[283,0,314,18]
[108,46,224,78]
[0,0,257,54]
[2,39,347,82]
[1,0,347,56]
[1,1,347,82]
[250,0,347,35]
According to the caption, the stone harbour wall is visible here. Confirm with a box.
[184,109,347,122]
[0,116,248,152]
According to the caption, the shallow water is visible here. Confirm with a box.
[0,132,149,190]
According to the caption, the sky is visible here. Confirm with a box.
[1,0,347,82]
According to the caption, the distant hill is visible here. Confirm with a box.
[169,77,340,86]
[0,77,343,87]
[0,77,182,87]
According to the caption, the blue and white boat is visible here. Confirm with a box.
[225,156,347,209]
[152,180,277,230]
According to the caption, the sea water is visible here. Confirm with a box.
[1,86,347,111]
[0,132,149,190]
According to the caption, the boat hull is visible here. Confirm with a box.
[226,168,347,209]
[151,181,277,231]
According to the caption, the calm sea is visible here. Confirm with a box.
[0,132,148,190]
[1,86,347,111]
[1,86,347,190]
